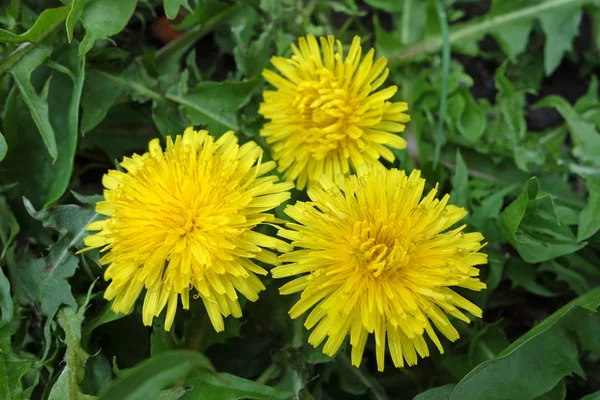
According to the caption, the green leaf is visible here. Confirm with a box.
[10,44,57,160]
[581,391,600,400]
[233,25,274,78]
[99,350,213,400]
[385,0,589,64]
[0,268,13,329]
[498,178,585,263]
[24,198,100,249]
[182,371,292,400]
[364,0,402,12]
[0,320,32,400]
[533,97,600,166]
[82,303,125,348]
[534,380,566,400]
[164,0,192,20]
[399,0,427,45]
[4,43,86,207]
[169,77,261,134]
[66,0,87,43]
[578,176,600,241]
[489,0,534,59]
[48,292,92,400]
[439,287,600,400]
[468,323,510,367]
[0,197,19,259]
[538,5,582,75]
[413,384,455,400]
[449,150,468,210]
[0,6,69,43]
[81,70,125,134]
[79,0,139,55]
[0,132,6,161]
[506,260,558,297]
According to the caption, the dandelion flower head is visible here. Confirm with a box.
[259,34,410,190]
[83,128,294,331]
[272,168,487,371]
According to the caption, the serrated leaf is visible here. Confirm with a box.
[79,0,138,55]
[99,350,213,400]
[0,6,69,44]
[539,5,582,75]
[172,77,261,134]
[48,292,93,400]
[533,95,600,166]
[24,198,100,249]
[498,178,585,263]
[4,43,85,207]
[489,0,533,59]
[10,44,57,160]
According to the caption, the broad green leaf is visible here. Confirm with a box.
[538,5,582,75]
[81,70,125,134]
[164,0,192,20]
[0,197,19,259]
[79,0,138,55]
[449,150,468,210]
[533,96,600,166]
[10,44,57,160]
[182,371,292,400]
[444,287,600,400]
[4,43,85,207]
[66,0,87,43]
[99,350,213,400]
[498,178,585,263]
[578,176,600,241]
[0,132,6,161]
[170,77,261,134]
[413,384,456,400]
[0,6,69,43]
[534,380,566,400]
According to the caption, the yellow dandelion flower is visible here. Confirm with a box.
[272,167,487,371]
[258,34,410,190]
[82,128,294,332]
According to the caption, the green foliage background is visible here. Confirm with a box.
[1,0,600,399]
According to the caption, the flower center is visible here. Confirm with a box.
[349,221,411,278]
[294,68,359,159]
